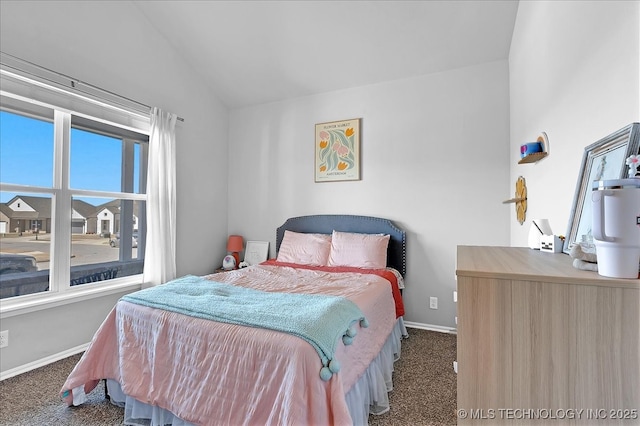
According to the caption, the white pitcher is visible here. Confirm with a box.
[591,178,640,279]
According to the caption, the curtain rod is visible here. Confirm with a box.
[0,51,184,122]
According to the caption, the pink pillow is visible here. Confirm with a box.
[276,230,332,266]
[327,231,390,269]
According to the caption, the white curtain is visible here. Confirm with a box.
[143,107,178,286]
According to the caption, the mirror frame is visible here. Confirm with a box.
[563,123,640,254]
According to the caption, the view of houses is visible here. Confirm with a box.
[0,195,139,236]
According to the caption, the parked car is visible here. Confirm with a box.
[109,232,139,248]
[0,253,38,275]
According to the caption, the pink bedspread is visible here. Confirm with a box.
[60,264,398,426]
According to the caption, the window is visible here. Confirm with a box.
[0,80,149,301]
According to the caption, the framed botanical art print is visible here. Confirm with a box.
[315,118,361,182]
[563,123,640,254]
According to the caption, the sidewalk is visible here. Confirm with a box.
[0,234,111,245]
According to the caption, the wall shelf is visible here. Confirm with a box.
[518,132,549,164]
[518,151,548,164]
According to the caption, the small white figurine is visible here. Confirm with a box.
[569,243,598,272]
[627,154,639,178]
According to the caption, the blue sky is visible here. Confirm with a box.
[0,111,139,204]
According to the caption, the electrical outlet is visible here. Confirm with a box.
[0,330,8,348]
[429,297,438,309]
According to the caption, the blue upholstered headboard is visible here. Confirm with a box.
[276,215,406,276]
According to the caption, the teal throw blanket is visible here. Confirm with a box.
[121,275,368,381]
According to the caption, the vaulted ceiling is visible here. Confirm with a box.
[134,1,519,109]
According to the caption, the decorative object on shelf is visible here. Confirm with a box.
[503,176,527,225]
[563,123,640,254]
[244,241,269,266]
[315,118,361,182]
[225,235,244,270]
[520,142,543,158]
[518,132,549,164]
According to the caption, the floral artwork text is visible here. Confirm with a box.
[315,118,360,182]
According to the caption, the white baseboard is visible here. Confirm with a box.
[0,343,89,381]
[404,321,457,335]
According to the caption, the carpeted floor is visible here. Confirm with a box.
[0,328,457,425]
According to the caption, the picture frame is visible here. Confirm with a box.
[563,123,640,254]
[243,240,269,266]
[315,118,361,182]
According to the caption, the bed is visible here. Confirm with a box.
[61,214,407,426]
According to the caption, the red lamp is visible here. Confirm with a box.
[226,235,244,269]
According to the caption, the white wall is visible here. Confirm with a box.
[228,61,511,329]
[509,1,640,246]
[0,1,229,373]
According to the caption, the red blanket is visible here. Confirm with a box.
[261,259,405,317]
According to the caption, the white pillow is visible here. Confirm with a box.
[276,230,332,266]
[327,230,390,269]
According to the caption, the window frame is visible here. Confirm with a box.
[0,87,149,318]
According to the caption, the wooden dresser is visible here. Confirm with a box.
[456,246,639,425]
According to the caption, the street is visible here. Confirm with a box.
[0,234,139,270]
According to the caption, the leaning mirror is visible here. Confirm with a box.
[563,123,640,254]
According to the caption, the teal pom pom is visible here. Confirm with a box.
[329,359,341,373]
[320,366,333,381]
[346,326,357,338]
[342,335,354,345]
[360,318,369,328]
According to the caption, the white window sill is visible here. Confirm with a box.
[0,275,144,319]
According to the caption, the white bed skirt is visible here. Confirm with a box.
[106,318,408,426]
